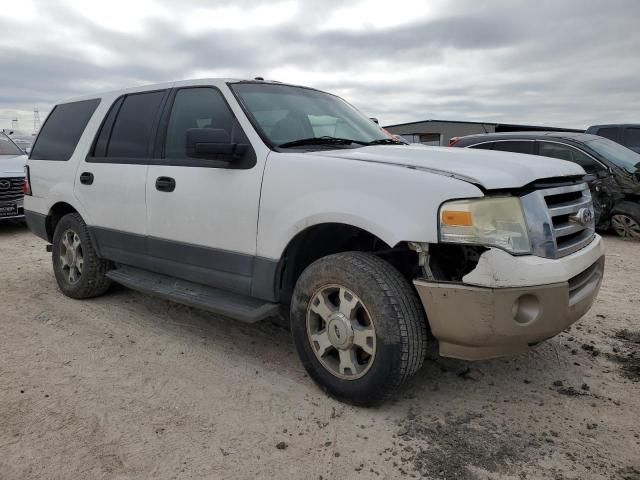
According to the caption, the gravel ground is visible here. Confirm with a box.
[1,222,639,480]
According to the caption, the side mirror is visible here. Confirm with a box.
[186,128,238,159]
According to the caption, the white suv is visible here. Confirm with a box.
[24,79,605,404]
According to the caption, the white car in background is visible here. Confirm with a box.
[0,131,27,221]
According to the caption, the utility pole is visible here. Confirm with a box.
[33,108,41,136]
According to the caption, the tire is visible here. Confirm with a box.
[610,202,640,239]
[290,252,427,405]
[52,213,112,299]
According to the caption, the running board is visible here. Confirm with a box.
[106,266,279,323]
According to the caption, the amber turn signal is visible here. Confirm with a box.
[441,210,472,226]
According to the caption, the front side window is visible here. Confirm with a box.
[583,137,640,172]
[538,141,605,174]
[30,99,100,161]
[164,87,253,166]
[0,132,23,156]
[231,83,392,148]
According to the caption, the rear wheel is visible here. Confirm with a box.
[290,252,427,405]
[52,213,112,298]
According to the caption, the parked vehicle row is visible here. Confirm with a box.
[450,132,640,238]
[22,78,605,404]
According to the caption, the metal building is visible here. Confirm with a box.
[383,119,583,146]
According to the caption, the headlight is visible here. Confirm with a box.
[439,197,531,254]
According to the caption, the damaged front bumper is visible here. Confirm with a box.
[413,235,605,360]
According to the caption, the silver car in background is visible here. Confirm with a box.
[0,132,27,221]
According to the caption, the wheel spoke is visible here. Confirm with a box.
[75,256,84,274]
[338,349,359,376]
[310,292,336,321]
[68,267,77,283]
[338,287,359,319]
[72,234,81,250]
[59,255,69,268]
[310,330,333,357]
[352,323,375,355]
[61,233,72,251]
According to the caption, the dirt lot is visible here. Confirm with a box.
[1,222,639,480]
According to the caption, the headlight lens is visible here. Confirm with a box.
[439,197,531,254]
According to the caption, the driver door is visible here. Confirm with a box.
[145,86,264,296]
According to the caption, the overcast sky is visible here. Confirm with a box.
[1,0,639,134]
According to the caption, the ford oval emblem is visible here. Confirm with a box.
[570,207,593,226]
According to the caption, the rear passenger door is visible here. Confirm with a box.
[145,86,264,296]
[76,89,169,265]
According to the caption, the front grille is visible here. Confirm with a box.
[521,182,595,259]
[543,183,594,257]
[0,177,24,202]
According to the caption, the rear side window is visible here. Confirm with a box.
[106,91,166,158]
[491,140,534,154]
[595,127,620,143]
[469,142,494,150]
[625,128,640,148]
[30,99,100,161]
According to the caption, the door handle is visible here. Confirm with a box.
[155,176,176,192]
[79,172,94,185]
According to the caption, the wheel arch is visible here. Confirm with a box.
[274,222,419,306]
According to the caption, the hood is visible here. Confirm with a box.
[0,154,27,177]
[312,144,585,189]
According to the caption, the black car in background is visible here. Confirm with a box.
[586,124,640,154]
[451,132,640,238]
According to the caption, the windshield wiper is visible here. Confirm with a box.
[278,136,369,148]
[367,138,407,145]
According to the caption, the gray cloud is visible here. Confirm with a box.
[1,0,639,133]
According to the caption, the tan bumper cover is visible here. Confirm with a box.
[414,256,605,360]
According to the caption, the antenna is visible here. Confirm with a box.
[33,107,41,136]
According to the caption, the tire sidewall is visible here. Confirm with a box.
[52,214,96,297]
[290,256,406,404]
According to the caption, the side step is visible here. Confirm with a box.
[106,266,279,323]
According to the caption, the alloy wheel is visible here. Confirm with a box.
[59,229,84,284]
[611,214,640,239]
[306,284,376,380]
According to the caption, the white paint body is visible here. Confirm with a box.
[25,78,597,291]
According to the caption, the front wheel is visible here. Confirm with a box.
[611,212,640,239]
[290,252,427,405]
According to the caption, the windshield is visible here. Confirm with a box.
[0,132,23,156]
[230,83,390,148]
[584,136,640,172]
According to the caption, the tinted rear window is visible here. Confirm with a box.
[106,91,165,158]
[30,99,100,161]
[626,128,640,148]
[595,127,620,142]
